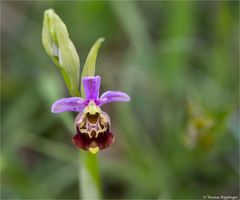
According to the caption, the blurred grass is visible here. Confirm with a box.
[1,1,239,199]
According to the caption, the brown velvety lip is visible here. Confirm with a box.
[72,130,114,151]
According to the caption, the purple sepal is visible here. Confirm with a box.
[98,91,131,106]
[51,97,86,113]
[83,76,101,100]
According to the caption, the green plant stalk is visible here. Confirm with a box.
[79,152,101,199]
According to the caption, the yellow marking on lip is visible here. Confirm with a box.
[89,147,99,154]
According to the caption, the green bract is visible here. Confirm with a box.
[81,38,105,98]
[42,9,80,97]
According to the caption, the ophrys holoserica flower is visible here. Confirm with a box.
[51,75,130,154]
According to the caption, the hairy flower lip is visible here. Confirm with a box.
[72,130,114,151]
[51,75,130,153]
[75,110,110,138]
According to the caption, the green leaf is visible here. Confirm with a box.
[81,38,105,97]
[42,9,80,97]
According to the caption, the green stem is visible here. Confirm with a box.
[79,152,101,199]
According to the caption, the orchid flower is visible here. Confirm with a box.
[51,75,130,154]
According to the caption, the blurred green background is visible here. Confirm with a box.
[1,1,239,199]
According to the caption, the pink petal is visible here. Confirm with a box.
[98,91,131,106]
[51,97,86,113]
